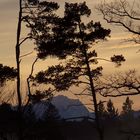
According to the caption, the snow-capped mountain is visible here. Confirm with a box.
[25,95,92,121]
[52,95,91,119]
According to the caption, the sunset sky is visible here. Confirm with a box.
[0,0,139,74]
[0,0,140,110]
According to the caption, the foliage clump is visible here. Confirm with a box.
[0,64,17,86]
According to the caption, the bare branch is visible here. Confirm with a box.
[20,51,33,58]
[95,70,140,97]
[25,57,38,107]
[64,103,94,111]
[19,36,31,46]
[100,92,139,97]
[97,0,140,42]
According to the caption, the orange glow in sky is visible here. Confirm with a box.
[0,0,140,110]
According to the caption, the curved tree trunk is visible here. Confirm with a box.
[83,47,104,140]
[78,21,104,140]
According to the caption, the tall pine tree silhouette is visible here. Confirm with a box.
[105,99,118,120]
[24,2,125,140]
[31,2,111,140]
[121,97,134,120]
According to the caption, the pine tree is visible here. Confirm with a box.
[0,64,17,86]
[121,97,134,120]
[24,2,125,140]
[97,100,106,120]
[105,99,118,120]
[122,97,133,114]
[31,3,111,140]
[44,103,60,122]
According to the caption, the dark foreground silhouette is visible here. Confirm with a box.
[0,102,140,140]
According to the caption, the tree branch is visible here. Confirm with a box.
[20,51,33,58]
[19,36,31,46]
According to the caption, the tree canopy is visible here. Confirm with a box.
[122,96,133,115]
[105,99,118,119]
[0,64,17,86]
[28,2,125,140]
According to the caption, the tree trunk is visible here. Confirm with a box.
[16,0,22,113]
[15,0,23,139]
[83,47,104,140]
[78,21,104,140]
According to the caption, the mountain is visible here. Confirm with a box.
[12,95,94,121]
[52,95,91,119]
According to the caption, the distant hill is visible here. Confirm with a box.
[31,94,140,121]
[52,95,92,119]
[24,95,94,121]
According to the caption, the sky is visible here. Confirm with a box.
[0,0,140,110]
[0,0,139,74]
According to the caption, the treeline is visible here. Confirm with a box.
[98,97,134,120]
[0,96,136,123]
[0,96,138,140]
[0,101,65,140]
